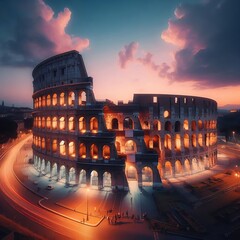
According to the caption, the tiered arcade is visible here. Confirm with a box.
[32,50,217,190]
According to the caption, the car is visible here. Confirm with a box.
[46,185,54,190]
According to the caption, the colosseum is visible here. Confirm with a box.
[32,50,218,191]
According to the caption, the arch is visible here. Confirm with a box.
[52,93,57,106]
[38,97,42,108]
[52,163,58,178]
[52,117,57,130]
[68,116,75,131]
[175,160,182,175]
[59,165,66,180]
[79,169,86,185]
[90,170,98,187]
[198,120,203,130]
[90,117,98,133]
[79,91,86,105]
[165,161,172,177]
[59,117,65,130]
[183,120,189,130]
[79,117,86,133]
[103,172,111,188]
[142,166,153,186]
[90,144,98,159]
[46,117,51,129]
[125,140,137,153]
[68,91,75,106]
[79,143,86,158]
[60,140,66,156]
[41,96,46,107]
[60,92,65,106]
[174,121,181,132]
[165,121,172,131]
[41,159,45,173]
[41,137,45,149]
[69,167,76,183]
[46,161,51,175]
[52,139,57,153]
[126,165,137,180]
[184,159,191,174]
[38,117,41,128]
[115,141,121,152]
[164,134,171,150]
[191,120,197,131]
[153,135,160,149]
[192,158,199,172]
[68,141,75,157]
[111,118,119,130]
[183,134,189,149]
[175,134,181,151]
[123,117,134,129]
[153,120,161,131]
[103,145,110,159]
[192,134,197,147]
[47,94,51,106]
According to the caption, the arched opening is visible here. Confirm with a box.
[126,165,137,180]
[164,134,171,150]
[69,167,76,184]
[59,117,65,130]
[79,117,86,133]
[68,91,75,106]
[90,170,98,187]
[103,172,111,188]
[192,158,199,173]
[103,145,110,159]
[192,134,197,147]
[125,140,137,153]
[46,117,51,129]
[79,143,86,158]
[42,96,46,107]
[69,141,75,157]
[47,94,51,106]
[191,120,197,131]
[175,134,181,151]
[175,160,182,175]
[79,169,86,186]
[205,133,209,147]
[198,133,203,147]
[90,144,98,159]
[38,117,41,128]
[142,167,153,186]
[60,140,66,156]
[38,97,41,108]
[79,91,86,105]
[123,117,133,129]
[164,161,172,177]
[153,135,160,149]
[153,120,161,131]
[52,163,57,178]
[184,159,191,174]
[41,138,45,149]
[198,120,203,130]
[41,159,45,174]
[52,139,57,153]
[59,165,66,181]
[68,117,75,131]
[184,134,189,149]
[90,117,98,133]
[111,118,119,130]
[183,120,189,130]
[60,92,65,106]
[52,93,57,106]
[52,117,57,130]
[46,161,51,175]
[165,121,172,131]
[174,121,181,132]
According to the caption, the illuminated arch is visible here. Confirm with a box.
[90,144,98,159]
[59,140,66,156]
[68,91,75,106]
[153,120,161,131]
[165,161,172,177]
[164,134,171,150]
[79,117,86,133]
[59,117,65,130]
[125,140,137,153]
[111,118,119,130]
[79,143,86,158]
[52,93,57,106]
[79,169,86,185]
[175,160,182,175]
[68,141,75,157]
[183,120,189,130]
[90,170,98,187]
[123,117,134,129]
[68,116,75,131]
[142,166,153,186]
[60,92,65,106]
[79,91,86,105]
[52,117,57,130]
[103,145,110,159]
[126,165,137,180]
[103,172,111,188]
[90,117,98,133]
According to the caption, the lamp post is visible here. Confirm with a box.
[86,188,89,221]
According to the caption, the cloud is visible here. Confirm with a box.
[161,0,240,87]
[118,42,139,68]
[0,0,89,67]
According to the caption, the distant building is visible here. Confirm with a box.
[32,50,217,190]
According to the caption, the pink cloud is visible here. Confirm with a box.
[118,42,139,68]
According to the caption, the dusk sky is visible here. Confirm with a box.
[0,0,239,108]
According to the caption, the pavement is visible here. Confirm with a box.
[13,135,157,228]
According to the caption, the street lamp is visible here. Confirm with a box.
[86,188,89,221]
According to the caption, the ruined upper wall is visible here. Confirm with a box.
[32,50,91,93]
